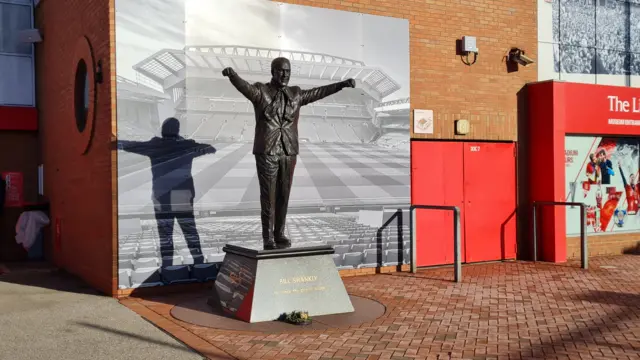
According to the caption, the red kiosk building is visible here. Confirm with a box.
[527,81,640,263]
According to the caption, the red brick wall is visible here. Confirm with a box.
[34,0,116,295]
[280,0,537,141]
[567,234,640,260]
[33,0,538,296]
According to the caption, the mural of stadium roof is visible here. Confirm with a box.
[375,97,409,114]
[374,97,409,129]
[132,45,401,102]
[116,76,170,102]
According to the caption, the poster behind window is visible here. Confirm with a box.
[565,136,640,235]
[2,171,24,207]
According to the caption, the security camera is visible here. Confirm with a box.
[509,48,535,67]
[515,53,535,66]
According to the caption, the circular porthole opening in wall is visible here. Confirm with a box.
[74,59,89,133]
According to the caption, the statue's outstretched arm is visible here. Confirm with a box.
[223,67,262,104]
[300,79,356,106]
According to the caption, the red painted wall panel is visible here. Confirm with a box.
[411,141,465,266]
[527,82,568,262]
[463,142,517,262]
[0,106,38,131]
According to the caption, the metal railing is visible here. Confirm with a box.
[410,205,462,282]
[532,201,588,269]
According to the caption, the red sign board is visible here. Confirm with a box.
[562,82,640,135]
[3,172,24,207]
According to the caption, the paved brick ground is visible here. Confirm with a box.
[121,256,640,360]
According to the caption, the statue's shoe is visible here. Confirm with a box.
[263,239,277,250]
[275,236,292,249]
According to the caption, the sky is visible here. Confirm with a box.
[115,0,410,101]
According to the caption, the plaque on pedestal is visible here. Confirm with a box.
[209,244,354,323]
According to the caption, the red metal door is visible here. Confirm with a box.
[463,142,517,262]
[411,141,465,266]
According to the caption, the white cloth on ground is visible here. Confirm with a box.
[15,211,50,251]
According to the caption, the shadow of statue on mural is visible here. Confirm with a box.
[118,117,216,266]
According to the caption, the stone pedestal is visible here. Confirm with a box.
[209,244,354,323]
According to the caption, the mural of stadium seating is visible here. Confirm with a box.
[117,214,410,289]
[376,132,409,151]
[344,106,368,118]
[298,106,312,116]
[183,79,246,99]
[313,119,341,142]
[117,121,156,140]
[234,114,254,141]
[353,122,376,142]
[187,114,255,141]
[331,120,362,143]
[323,106,346,117]
[298,120,320,142]
[184,98,211,112]
[216,115,247,141]
[118,151,152,176]
[180,114,207,138]
[244,114,256,127]
[209,99,242,113]
[306,102,371,118]
[196,114,226,139]
[178,97,252,114]
[324,91,368,106]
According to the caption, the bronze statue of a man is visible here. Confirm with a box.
[222,57,356,250]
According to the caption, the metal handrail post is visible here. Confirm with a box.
[532,201,588,269]
[453,207,461,283]
[410,208,417,274]
[581,205,588,270]
[409,204,461,282]
[532,204,537,262]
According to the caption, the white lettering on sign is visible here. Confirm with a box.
[608,95,640,113]
[608,118,640,126]
[565,149,578,166]
[470,146,480,152]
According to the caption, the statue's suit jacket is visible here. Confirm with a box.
[228,74,348,155]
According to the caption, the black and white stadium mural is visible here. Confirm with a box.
[115,0,410,289]
[538,0,640,86]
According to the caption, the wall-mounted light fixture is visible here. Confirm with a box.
[508,48,535,67]
[455,119,470,135]
[460,36,479,66]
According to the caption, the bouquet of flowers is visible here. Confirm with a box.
[280,311,312,325]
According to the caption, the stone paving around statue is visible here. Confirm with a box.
[121,256,640,360]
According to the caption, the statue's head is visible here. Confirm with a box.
[161,117,180,138]
[270,57,291,87]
